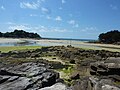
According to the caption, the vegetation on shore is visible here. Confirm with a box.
[0,30,41,39]
[99,30,120,44]
[0,46,42,52]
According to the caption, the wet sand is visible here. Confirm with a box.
[0,38,21,43]
[0,38,120,52]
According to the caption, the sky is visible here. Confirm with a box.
[0,0,120,39]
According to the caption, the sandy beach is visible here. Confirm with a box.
[0,38,120,52]
[0,38,21,43]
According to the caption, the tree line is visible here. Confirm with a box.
[0,30,41,39]
[99,30,120,44]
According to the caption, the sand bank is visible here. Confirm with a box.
[0,38,120,52]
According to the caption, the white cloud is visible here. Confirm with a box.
[62,0,66,4]
[8,24,69,33]
[37,0,46,3]
[8,25,31,30]
[20,0,46,10]
[6,22,15,25]
[55,16,62,21]
[34,25,69,33]
[68,20,75,25]
[30,14,38,17]
[74,24,79,28]
[38,29,67,33]
[41,7,51,14]
[1,6,5,10]
[35,26,67,32]
[59,7,63,10]
[20,1,40,9]
[46,16,51,19]
[81,27,97,32]
[52,29,67,32]
[33,26,70,33]
[110,4,118,10]
[68,20,79,28]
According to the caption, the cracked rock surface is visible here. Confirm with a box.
[0,62,59,90]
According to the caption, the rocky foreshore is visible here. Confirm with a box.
[0,46,120,90]
[0,62,61,90]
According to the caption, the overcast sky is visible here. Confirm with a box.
[0,0,120,39]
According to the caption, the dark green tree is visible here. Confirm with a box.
[0,32,3,37]
[99,30,120,44]
[1,30,41,38]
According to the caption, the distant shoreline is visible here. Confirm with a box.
[0,38,120,52]
[42,37,96,42]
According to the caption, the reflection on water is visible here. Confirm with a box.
[0,40,119,54]
[0,41,57,47]
[0,40,101,51]
[14,40,36,46]
[0,40,119,52]
[0,41,37,46]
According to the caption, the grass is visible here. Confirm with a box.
[58,65,75,86]
[114,81,120,86]
[62,66,74,74]
[56,65,74,79]
[0,46,42,52]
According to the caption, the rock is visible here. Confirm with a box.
[41,47,49,52]
[108,75,120,81]
[102,85,120,90]
[0,46,120,90]
[0,62,59,90]
[90,58,120,76]
[8,50,19,54]
[41,71,59,87]
[30,53,40,58]
[89,76,120,90]
[7,76,19,82]
[52,57,56,59]
[67,45,72,48]
[70,72,79,80]
[56,78,64,83]
[70,76,120,90]
[0,77,31,90]
[39,83,69,90]
[0,76,11,84]
[71,77,92,90]
[69,59,75,64]
[0,70,23,76]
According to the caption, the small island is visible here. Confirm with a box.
[0,30,41,39]
[99,30,120,44]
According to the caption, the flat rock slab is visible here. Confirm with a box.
[0,62,59,90]
[90,58,120,76]
[39,83,70,90]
